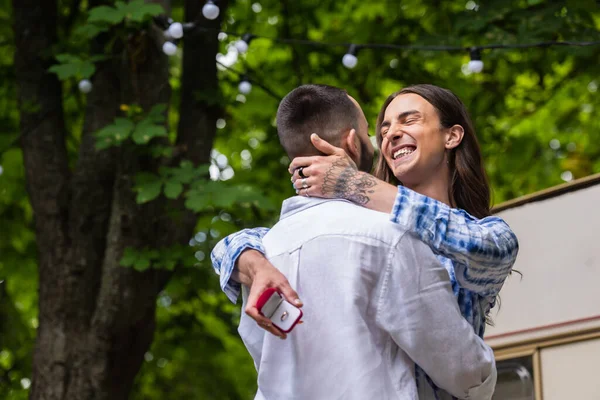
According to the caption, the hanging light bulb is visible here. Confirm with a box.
[234,33,254,54]
[162,41,178,56]
[467,47,484,73]
[202,1,220,20]
[238,77,252,95]
[167,22,184,39]
[78,79,92,93]
[342,44,358,69]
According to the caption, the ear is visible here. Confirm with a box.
[445,124,464,150]
[344,129,360,159]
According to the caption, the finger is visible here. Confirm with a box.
[310,133,345,156]
[293,177,315,190]
[289,156,321,174]
[277,282,303,308]
[290,166,310,184]
[246,305,285,338]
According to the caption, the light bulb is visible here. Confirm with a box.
[238,80,252,95]
[342,44,358,69]
[78,79,92,93]
[342,53,358,69]
[467,60,484,73]
[467,47,483,73]
[235,39,249,54]
[234,33,254,54]
[162,41,178,56]
[202,1,220,20]
[167,22,183,39]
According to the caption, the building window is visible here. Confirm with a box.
[493,355,535,400]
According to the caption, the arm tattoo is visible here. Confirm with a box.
[321,159,377,205]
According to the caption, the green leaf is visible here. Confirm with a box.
[136,180,163,203]
[170,161,196,184]
[149,145,174,158]
[48,64,80,81]
[132,122,168,144]
[94,117,135,150]
[74,23,110,39]
[120,247,138,267]
[164,181,183,199]
[135,173,163,203]
[146,104,168,124]
[88,5,126,25]
[184,190,211,212]
[49,55,97,80]
[127,0,164,22]
[133,257,151,271]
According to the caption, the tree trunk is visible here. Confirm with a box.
[12,0,226,399]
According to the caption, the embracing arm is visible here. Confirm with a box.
[209,228,270,303]
[378,234,497,399]
[297,160,518,297]
[389,185,519,297]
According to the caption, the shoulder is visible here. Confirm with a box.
[267,199,409,251]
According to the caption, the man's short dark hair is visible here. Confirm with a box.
[276,84,360,159]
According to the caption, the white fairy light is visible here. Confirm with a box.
[342,44,358,69]
[202,1,220,20]
[167,22,183,39]
[78,79,92,93]
[467,47,484,73]
[162,41,178,56]
[234,33,254,54]
[238,78,252,95]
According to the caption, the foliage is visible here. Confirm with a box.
[2,0,600,399]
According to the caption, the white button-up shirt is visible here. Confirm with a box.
[238,197,496,400]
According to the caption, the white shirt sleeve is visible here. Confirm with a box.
[375,233,497,400]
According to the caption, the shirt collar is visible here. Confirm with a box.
[279,196,353,220]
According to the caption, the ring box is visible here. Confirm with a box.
[256,288,303,333]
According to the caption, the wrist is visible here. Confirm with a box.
[237,249,265,280]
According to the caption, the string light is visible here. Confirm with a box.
[467,47,483,73]
[342,44,358,69]
[163,41,178,56]
[167,22,184,39]
[234,33,254,54]
[202,1,220,20]
[78,79,92,93]
[238,76,252,95]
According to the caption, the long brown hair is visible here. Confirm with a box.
[374,84,491,218]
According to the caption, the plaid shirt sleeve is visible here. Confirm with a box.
[209,227,270,303]
[390,186,519,298]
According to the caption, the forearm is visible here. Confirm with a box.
[323,168,397,213]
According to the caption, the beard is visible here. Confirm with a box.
[357,138,375,173]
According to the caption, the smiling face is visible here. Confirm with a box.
[379,93,449,188]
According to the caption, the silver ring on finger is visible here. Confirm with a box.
[304,187,310,198]
[301,178,309,189]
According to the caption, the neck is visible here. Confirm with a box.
[406,165,452,206]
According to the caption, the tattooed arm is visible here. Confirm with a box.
[320,162,397,211]
[290,135,397,212]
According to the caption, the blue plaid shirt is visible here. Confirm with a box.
[207,186,519,398]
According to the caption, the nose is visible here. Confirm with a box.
[388,129,403,143]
